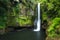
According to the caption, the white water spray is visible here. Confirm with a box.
[33,3,41,31]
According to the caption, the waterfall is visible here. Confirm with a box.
[33,3,41,31]
[14,0,19,2]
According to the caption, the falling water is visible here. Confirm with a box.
[33,3,41,31]
[14,0,19,2]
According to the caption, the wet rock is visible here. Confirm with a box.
[0,28,5,35]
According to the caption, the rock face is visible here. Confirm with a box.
[0,28,5,35]
[42,20,48,30]
[5,26,34,32]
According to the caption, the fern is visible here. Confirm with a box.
[47,18,60,37]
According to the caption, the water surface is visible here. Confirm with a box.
[0,28,46,40]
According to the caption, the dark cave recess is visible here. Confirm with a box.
[5,26,34,32]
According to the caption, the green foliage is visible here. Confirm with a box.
[0,0,20,28]
[40,0,60,20]
[40,0,60,37]
[47,18,60,37]
[16,16,32,26]
[0,0,37,28]
[0,5,7,28]
[19,0,38,26]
